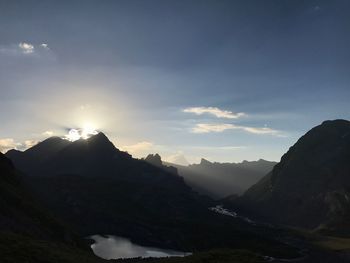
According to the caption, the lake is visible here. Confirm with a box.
[90,235,191,260]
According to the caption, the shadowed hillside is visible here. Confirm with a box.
[0,152,105,263]
[6,133,298,258]
[235,120,350,236]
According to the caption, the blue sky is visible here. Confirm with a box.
[0,0,349,164]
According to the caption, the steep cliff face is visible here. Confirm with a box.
[239,120,350,235]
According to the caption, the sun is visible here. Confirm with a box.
[65,123,98,142]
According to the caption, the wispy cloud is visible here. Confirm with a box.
[0,42,50,56]
[164,152,189,166]
[40,43,49,49]
[120,141,155,155]
[241,126,280,135]
[192,123,236,133]
[18,42,35,54]
[183,107,245,119]
[23,140,39,149]
[0,138,39,153]
[42,130,54,136]
[191,123,282,136]
[0,138,19,153]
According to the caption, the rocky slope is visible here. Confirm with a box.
[237,120,350,236]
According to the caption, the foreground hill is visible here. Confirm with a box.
[236,120,350,236]
[6,133,297,257]
[0,152,104,263]
[164,158,276,198]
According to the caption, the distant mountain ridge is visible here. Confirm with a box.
[236,119,350,236]
[164,158,277,198]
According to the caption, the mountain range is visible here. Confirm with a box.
[5,132,293,257]
[164,158,277,198]
[3,119,350,262]
[234,119,350,236]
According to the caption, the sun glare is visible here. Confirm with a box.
[64,123,98,142]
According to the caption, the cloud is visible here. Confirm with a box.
[191,123,282,136]
[42,130,54,136]
[120,141,155,155]
[241,126,280,135]
[0,138,19,153]
[0,138,41,153]
[164,152,189,166]
[23,140,39,149]
[192,123,236,133]
[18,42,35,54]
[0,42,50,56]
[183,107,245,119]
[40,43,49,49]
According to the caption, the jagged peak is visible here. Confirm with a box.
[200,158,212,165]
[87,132,109,141]
[84,132,117,153]
[145,153,163,167]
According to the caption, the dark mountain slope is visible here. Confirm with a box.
[0,152,103,263]
[6,133,297,256]
[165,158,276,198]
[6,136,71,173]
[237,120,350,235]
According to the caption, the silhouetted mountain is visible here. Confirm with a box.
[0,152,103,263]
[144,153,163,167]
[6,133,296,255]
[165,158,276,199]
[145,153,178,174]
[6,136,71,173]
[236,120,350,236]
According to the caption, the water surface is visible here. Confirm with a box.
[90,235,191,260]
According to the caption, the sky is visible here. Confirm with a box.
[0,0,349,164]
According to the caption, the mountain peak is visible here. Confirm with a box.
[321,119,350,126]
[87,132,110,143]
[145,153,162,167]
[84,132,117,153]
[24,136,71,157]
[241,119,350,231]
[200,158,212,165]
